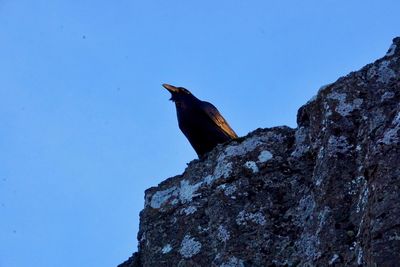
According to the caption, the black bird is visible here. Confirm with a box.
[163,83,238,158]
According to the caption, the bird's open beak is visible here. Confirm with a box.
[162,83,179,94]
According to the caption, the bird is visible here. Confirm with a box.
[163,83,238,158]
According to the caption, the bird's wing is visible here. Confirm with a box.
[200,101,238,139]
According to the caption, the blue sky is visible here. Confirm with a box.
[0,1,399,266]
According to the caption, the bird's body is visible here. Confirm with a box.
[163,84,237,158]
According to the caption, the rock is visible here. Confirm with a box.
[118,253,141,267]
[119,37,400,266]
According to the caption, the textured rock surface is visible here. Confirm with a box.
[119,37,400,267]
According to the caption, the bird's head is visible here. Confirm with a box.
[162,83,197,103]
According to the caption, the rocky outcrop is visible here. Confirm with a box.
[120,37,400,266]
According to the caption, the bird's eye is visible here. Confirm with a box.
[178,87,191,94]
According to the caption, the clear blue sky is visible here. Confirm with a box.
[0,1,399,266]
